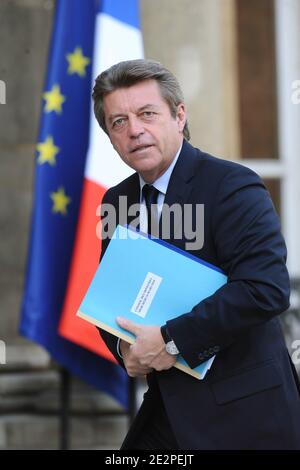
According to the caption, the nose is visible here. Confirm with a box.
[127,115,144,138]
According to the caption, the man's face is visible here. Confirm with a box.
[103,79,187,183]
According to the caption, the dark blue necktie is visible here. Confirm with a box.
[142,184,159,237]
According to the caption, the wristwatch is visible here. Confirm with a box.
[160,325,179,355]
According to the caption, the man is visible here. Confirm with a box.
[92,59,300,449]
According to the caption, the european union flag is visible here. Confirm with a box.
[20,0,128,407]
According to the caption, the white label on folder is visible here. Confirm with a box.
[130,272,162,318]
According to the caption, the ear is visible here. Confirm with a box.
[176,103,187,133]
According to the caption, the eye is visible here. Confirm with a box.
[112,117,126,128]
[140,111,157,121]
[142,111,155,117]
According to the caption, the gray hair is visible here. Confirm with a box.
[92,59,190,140]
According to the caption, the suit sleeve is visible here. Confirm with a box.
[95,189,125,368]
[166,167,290,369]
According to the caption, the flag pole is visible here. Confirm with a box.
[59,367,71,450]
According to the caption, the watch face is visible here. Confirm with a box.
[166,340,179,355]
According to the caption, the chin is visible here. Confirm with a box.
[135,166,156,177]
[131,157,158,172]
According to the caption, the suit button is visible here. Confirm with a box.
[204,350,209,357]
[213,346,220,353]
[198,353,204,360]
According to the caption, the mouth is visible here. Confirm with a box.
[130,144,153,153]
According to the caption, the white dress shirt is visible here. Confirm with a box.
[138,144,182,233]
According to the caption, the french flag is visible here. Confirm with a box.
[59,0,143,361]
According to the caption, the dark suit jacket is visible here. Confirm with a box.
[99,140,300,449]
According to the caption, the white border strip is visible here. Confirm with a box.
[275,0,300,276]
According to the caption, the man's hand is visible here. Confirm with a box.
[117,317,177,373]
[119,340,153,377]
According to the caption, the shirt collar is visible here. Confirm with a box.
[139,143,183,198]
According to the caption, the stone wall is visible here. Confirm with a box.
[140,0,240,159]
[0,0,53,341]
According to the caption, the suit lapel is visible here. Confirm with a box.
[160,140,201,239]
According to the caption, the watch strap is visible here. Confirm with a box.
[160,324,172,344]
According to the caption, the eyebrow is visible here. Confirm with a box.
[137,104,159,112]
[107,104,159,123]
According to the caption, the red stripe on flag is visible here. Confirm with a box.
[59,177,116,363]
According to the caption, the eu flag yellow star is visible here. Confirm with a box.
[50,187,71,215]
[36,136,60,166]
[43,84,66,114]
[66,46,90,77]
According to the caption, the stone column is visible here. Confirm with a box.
[140,0,240,159]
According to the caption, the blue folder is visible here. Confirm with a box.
[77,225,227,379]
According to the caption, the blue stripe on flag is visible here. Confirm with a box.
[99,0,140,29]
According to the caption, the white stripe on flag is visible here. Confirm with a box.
[85,12,144,188]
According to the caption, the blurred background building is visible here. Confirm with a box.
[0,0,299,449]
